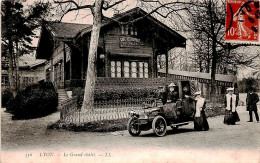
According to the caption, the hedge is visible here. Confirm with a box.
[6,82,58,119]
[1,89,14,108]
[72,87,157,103]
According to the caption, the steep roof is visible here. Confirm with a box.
[77,7,185,42]
[19,54,46,69]
[46,22,91,39]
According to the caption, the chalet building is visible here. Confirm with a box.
[36,7,236,98]
[1,55,46,91]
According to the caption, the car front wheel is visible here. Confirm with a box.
[152,116,167,136]
[127,118,141,136]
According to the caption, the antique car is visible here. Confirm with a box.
[127,80,198,137]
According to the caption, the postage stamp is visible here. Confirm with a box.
[225,0,260,44]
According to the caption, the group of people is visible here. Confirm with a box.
[157,82,259,131]
[157,82,209,131]
[224,87,259,125]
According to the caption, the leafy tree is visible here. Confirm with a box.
[183,0,260,95]
[1,0,50,94]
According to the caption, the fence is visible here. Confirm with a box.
[60,97,156,124]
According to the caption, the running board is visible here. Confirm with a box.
[170,121,193,127]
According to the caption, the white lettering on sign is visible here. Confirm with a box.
[119,36,143,48]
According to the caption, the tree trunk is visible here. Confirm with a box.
[210,38,217,95]
[7,40,16,96]
[81,0,104,111]
[15,41,20,91]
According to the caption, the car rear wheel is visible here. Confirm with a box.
[127,118,141,136]
[152,116,167,136]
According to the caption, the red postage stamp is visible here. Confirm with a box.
[225,0,260,44]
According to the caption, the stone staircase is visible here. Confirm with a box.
[57,89,69,106]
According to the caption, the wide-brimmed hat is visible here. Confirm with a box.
[227,87,234,91]
[168,82,177,87]
[194,91,201,95]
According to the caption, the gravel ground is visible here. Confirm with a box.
[1,93,260,163]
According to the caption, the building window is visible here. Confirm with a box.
[54,63,62,82]
[111,61,121,77]
[111,60,149,78]
[1,75,8,87]
[121,25,137,36]
[123,61,130,77]
[131,62,137,78]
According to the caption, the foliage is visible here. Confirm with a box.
[1,89,14,108]
[6,82,58,119]
[1,0,50,93]
[238,78,259,93]
[1,0,50,55]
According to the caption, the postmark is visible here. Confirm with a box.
[225,0,260,44]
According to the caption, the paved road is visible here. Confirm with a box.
[1,105,260,163]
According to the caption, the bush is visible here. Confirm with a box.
[6,82,58,119]
[1,89,14,108]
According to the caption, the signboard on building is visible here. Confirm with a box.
[119,36,144,48]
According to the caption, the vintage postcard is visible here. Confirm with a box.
[1,0,260,162]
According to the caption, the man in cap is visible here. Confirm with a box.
[157,85,168,105]
[168,82,179,103]
[246,87,259,123]
[224,87,239,125]
[193,91,209,131]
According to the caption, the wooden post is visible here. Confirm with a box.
[63,42,66,88]
[165,48,169,78]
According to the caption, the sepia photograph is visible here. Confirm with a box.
[1,0,260,162]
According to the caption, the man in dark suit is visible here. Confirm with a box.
[246,87,259,123]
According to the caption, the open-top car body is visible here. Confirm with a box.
[127,80,198,137]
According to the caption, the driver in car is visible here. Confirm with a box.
[157,85,168,105]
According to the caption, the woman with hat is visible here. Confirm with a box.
[224,87,239,125]
[168,82,179,103]
[193,91,209,131]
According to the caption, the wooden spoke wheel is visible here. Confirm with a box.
[127,118,141,136]
[152,116,167,137]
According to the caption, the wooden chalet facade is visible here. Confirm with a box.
[36,7,236,97]
[37,7,186,90]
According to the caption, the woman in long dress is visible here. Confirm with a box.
[224,87,239,125]
[193,91,209,131]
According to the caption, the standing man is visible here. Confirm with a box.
[246,87,259,123]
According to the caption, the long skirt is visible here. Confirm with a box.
[194,111,209,131]
[163,102,177,119]
[224,110,239,125]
